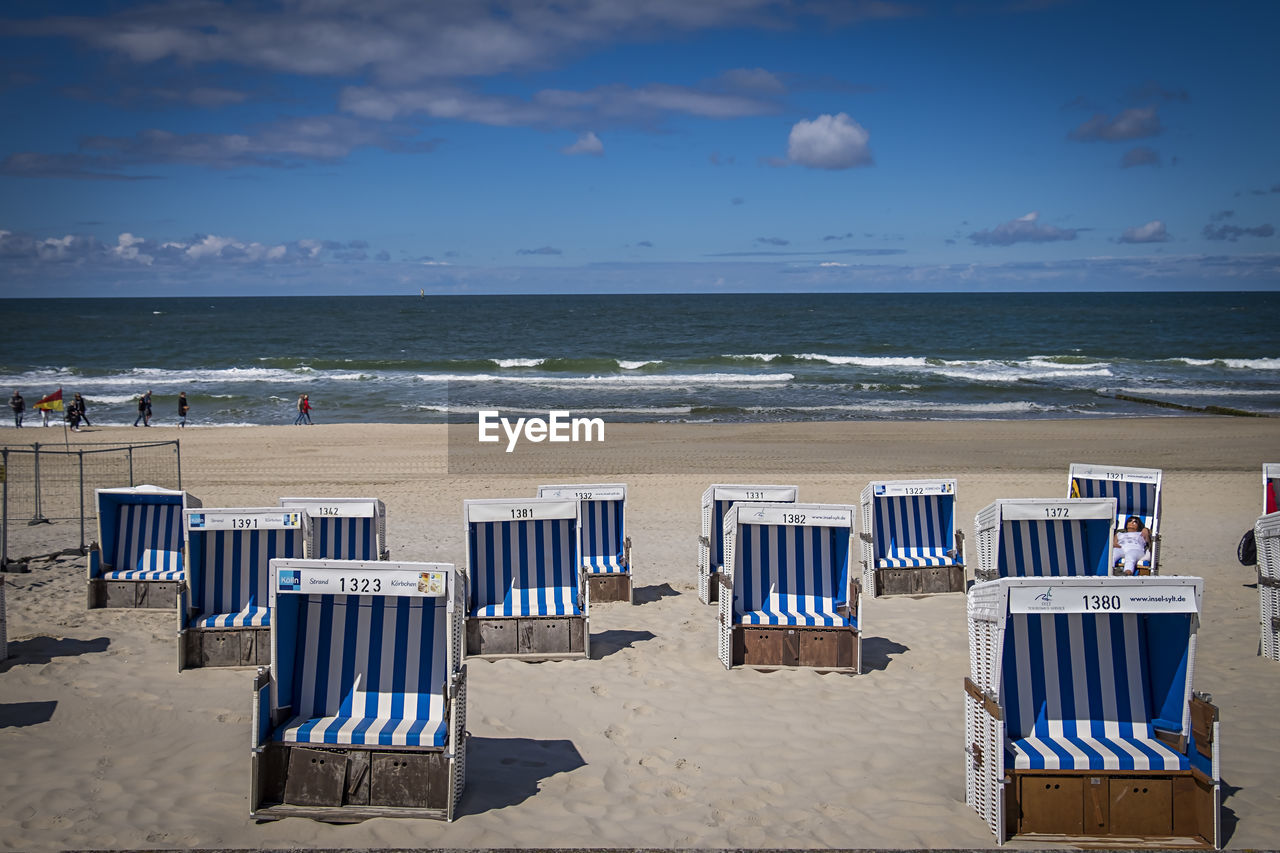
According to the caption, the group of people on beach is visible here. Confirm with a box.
[9,390,92,430]
[132,390,191,428]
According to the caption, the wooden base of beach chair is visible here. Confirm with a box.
[465,615,588,660]
[729,625,859,672]
[1009,769,1216,846]
[586,573,633,604]
[252,740,460,822]
[181,626,270,670]
[87,578,179,610]
[873,565,964,596]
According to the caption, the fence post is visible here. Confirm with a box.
[175,440,182,489]
[1,449,8,568]
[30,442,49,524]
[128,445,135,486]
[78,449,86,554]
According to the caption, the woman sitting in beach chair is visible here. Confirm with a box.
[1069,463,1163,574]
[280,497,389,561]
[718,502,861,673]
[87,486,201,610]
[974,498,1117,582]
[965,575,1220,847]
[178,507,305,670]
[464,497,587,659]
[698,484,798,605]
[859,478,963,597]
[251,559,466,821]
[538,484,633,604]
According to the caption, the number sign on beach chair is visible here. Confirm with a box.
[87,486,201,610]
[974,498,1117,582]
[251,559,466,821]
[178,508,306,670]
[537,483,632,604]
[859,479,964,597]
[965,576,1221,847]
[718,503,862,672]
[698,484,798,605]
[1255,511,1280,661]
[1069,463,1163,575]
[1264,463,1280,515]
[464,497,587,659]
[280,497,389,561]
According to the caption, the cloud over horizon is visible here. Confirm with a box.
[968,212,1079,246]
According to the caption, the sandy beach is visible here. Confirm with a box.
[2,417,1279,850]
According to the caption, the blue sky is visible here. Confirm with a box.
[1,0,1278,295]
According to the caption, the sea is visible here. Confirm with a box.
[2,292,1277,427]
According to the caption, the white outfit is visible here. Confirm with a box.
[1111,530,1149,575]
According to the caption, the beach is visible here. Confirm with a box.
[2,416,1279,850]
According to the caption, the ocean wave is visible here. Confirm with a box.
[492,358,544,368]
[740,400,1049,415]
[619,360,662,370]
[1169,357,1280,370]
[795,353,933,368]
[720,353,782,362]
[1108,386,1280,398]
[414,372,793,386]
[414,403,694,415]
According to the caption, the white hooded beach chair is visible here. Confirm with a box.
[280,497,389,561]
[1069,463,1163,575]
[698,484,798,605]
[537,483,632,604]
[1255,511,1280,661]
[178,508,306,670]
[717,503,861,672]
[859,479,964,597]
[965,576,1220,847]
[1,576,7,663]
[974,498,1118,583]
[464,497,586,659]
[87,486,202,609]
[1264,463,1280,515]
[251,559,465,821]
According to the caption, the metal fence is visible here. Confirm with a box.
[1,440,181,567]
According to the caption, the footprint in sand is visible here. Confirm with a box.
[590,684,609,697]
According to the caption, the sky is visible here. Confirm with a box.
[1,0,1278,296]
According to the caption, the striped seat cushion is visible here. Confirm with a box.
[276,594,448,748]
[189,528,301,626]
[874,495,958,568]
[734,522,850,628]
[584,554,626,574]
[191,605,270,628]
[1004,612,1187,771]
[581,500,627,575]
[106,504,184,580]
[468,519,580,617]
[311,516,379,561]
[998,519,1104,577]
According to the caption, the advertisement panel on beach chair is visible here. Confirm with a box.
[463,497,586,660]
[718,502,861,673]
[178,507,306,670]
[1255,511,1280,661]
[974,498,1117,582]
[859,479,963,597]
[1069,463,1163,575]
[537,483,632,604]
[251,559,466,821]
[965,575,1220,847]
[87,486,202,610]
[698,484,798,605]
[280,497,388,561]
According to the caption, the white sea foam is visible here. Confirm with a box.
[722,353,782,362]
[745,400,1046,415]
[795,353,932,368]
[414,372,793,386]
[619,360,662,370]
[491,358,546,368]
[1172,357,1280,370]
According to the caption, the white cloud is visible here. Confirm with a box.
[786,113,872,170]
[1069,107,1162,142]
[1119,220,1170,244]
[562,131,604,156]
[969,211,1079,246]
[112,232,153,265]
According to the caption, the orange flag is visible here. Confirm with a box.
[34,388,64,412]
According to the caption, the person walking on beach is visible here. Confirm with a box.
[177,392,189,427]
[9,390,24,428]
[72,392,91,427]
[134,390,152,427]
[294,393,313,425]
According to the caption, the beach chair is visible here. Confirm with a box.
[537,483,632,604]
[1069,463,1163,575]
[87,486,202,609]
[464,497,587,659]
[1256,511,1280,661]
[859,478,964,597]
[1264,463,1280,515]
[1,575,7,663]
[965,576,1220,847]
[177,508,306,670]
[251,559,465,821]
[974,498,1117,582]
[279,497,389,561]
[698,484,798,605]
[717,503,861,672]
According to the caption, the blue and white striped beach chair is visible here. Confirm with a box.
[178,508,306,670]
[859,479,964,596]
[1255,511,1280,661]
[965,576,1220,846]
[251,559,466,821]
[699,484,798,605]
[464,497,586,659]
[718,503,861,672]
[538,483,632,604]
[280,497,389,561]
[974,498,1117,582]
[1069,463,1163,575]
[87,486,202,609]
